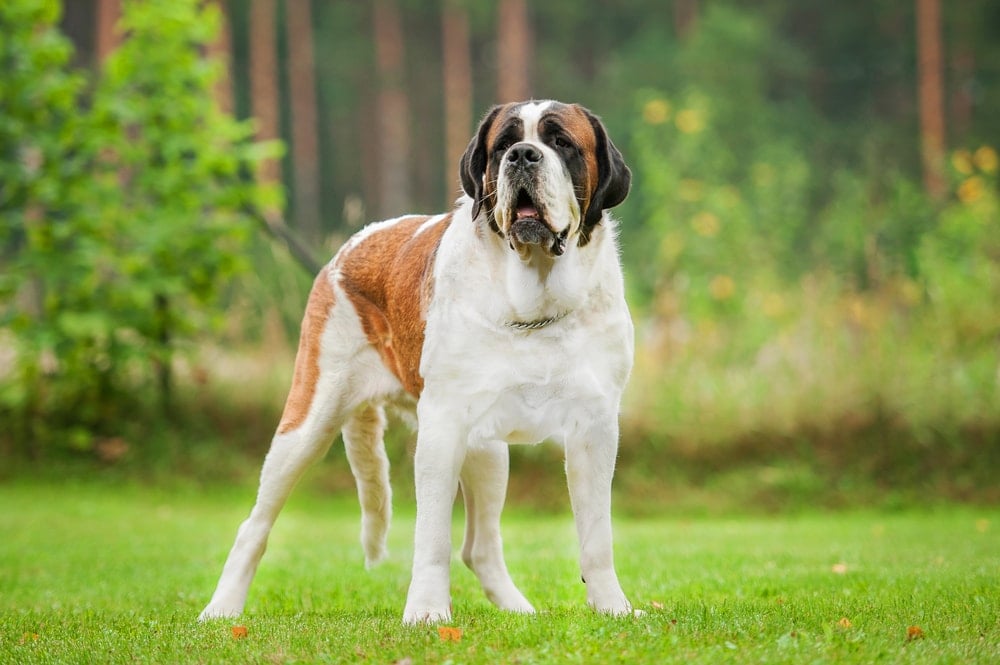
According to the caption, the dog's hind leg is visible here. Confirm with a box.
[199,417,340,620]
[200,267,348,620]
[342,402,392,567]
[459,440,535,614]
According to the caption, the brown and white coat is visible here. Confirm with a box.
[200,100,635,624]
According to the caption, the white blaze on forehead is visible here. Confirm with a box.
[515,101,554,142]
[497,100,580,238]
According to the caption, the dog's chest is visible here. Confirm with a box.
[404,207,632,445]
[420,310,631,446]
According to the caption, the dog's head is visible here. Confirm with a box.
[460,101,631,258]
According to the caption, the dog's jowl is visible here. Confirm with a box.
[200,100,634,624]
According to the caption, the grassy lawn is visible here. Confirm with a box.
[0,480,997,664]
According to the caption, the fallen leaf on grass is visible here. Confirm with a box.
[837,617,852,629]
[906,625,925,641]
[650,601,665,610]
[437,626,462,642]
[831,562,848,575]
[19,633,39,645]
[231,625,248,639]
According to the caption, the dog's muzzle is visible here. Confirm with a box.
[503,144,567,256]
[511,216,567,256]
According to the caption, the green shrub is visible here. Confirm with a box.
[619,4,1000,486]
[0,0,278,455]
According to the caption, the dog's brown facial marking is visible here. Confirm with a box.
[278,265,337,434]
[460,101,631,254]
[547,104,601,228]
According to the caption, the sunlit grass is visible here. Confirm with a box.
[1,481,997,663]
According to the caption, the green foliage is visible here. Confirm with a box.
[919,155,1000,349]
[617,4,1000,467]
[624,6,924,302]
[0,0,277,454]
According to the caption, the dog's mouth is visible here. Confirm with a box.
[508,189,567,256]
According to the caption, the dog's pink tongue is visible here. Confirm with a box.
[517,204,539,220]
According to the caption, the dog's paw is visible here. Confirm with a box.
[585,583,632,617]
[499,596,536,615]
[363,546,388,570]
[488,587,536,615]
[402,605,452,626]
[198,603,242,622]
[589,598,635,617]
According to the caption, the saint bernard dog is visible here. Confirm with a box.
[200,100,635,624]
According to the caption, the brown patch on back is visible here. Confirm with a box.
[337,214,452,397]
[278,265,337,434]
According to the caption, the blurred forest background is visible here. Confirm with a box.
[2,0,999,511]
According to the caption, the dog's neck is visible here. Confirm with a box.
[504,309,570,331]
[475,205,610,329]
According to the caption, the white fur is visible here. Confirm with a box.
[401,200,633,623]
[200,117,634,624]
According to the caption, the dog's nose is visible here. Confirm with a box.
[506,143,543,167]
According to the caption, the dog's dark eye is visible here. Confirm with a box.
[553,136,574,150]
[495,139,513,153]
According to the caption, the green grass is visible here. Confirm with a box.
[1,480,997,664]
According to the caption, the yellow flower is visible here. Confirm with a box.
[957,176,984,204]
[709,275,735,300]
[675,108,705,134]
[677,178,705,202]
[643,99,672,125]
[951,149,974,175]
[690,211,720,237]
[974,146,998,174]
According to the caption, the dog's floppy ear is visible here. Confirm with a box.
[580,107,631,235]
[460,105,503,220]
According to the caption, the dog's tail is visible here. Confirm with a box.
[342,402,392,568]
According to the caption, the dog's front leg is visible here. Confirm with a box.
[403,409,466,624]
[566,420,632,616]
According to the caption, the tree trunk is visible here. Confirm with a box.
[373,0,412,218]
[442,0,472,201]
[674,0,699,40]
[497,0,532,103]
[949,9,975,141]
[207,0,234,116]
[286,0,323,242]
[95,0,120,63]
[250,0,282,187]
[916,0,946,201]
